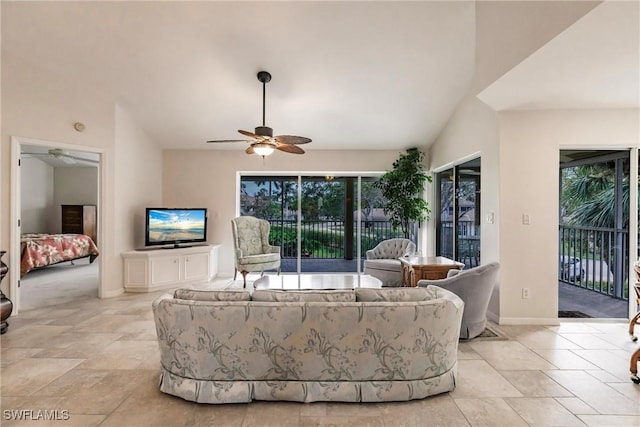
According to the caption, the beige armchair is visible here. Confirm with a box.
[418,262,499,339]
[363,238,416,287]
[231,216,281,288]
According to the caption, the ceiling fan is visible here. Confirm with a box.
[206,71,311,157]
[21,148,99,165]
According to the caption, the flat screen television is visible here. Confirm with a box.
[144,208,208,248]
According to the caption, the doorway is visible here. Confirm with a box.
[10,137,104,313]
[558,150,631,318]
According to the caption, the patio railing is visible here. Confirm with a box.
[559,224,629,301]
[266,219,403,259]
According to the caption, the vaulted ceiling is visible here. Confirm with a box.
[3,1,638,153]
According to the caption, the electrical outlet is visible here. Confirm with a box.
[522,288,530,299]
[522,213,531,225]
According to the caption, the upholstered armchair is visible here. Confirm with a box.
[231,216,281,288]
[363,238,416,287]
[418,262,499,339]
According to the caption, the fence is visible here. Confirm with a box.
[439,221,479,268]
[559,224,630,301]
[266,219,404,259]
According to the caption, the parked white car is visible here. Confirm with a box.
[560,256,585,282]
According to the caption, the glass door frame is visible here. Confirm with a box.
[434,157,481,267]
[237,171,386,274]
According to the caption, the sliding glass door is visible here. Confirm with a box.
[240,174,403,273]
[435,158,481,268]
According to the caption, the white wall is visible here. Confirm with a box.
[1,51,120,301]
[53,167,98,233]
[1,51,164,303]
[114,105,163,252]
[498,108,639,323]
[20,158,55,233]
[429,97,638,324]
[428,94,501,320]
[163,149,403,276]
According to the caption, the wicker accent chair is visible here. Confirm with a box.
[231,216,281,288]
[363,238,416,287]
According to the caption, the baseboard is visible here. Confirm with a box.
[100,287,125,298]
[498,317,560,326]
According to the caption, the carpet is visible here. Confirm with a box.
[19,258,99,311]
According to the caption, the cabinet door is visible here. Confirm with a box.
[150,257,181,285]
[183,252,210,282]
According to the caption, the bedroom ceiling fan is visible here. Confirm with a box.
[206,71,311,157]
[21,148,99,165]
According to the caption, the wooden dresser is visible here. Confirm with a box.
[61,204,97,244]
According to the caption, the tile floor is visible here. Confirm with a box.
[1,281,639,427]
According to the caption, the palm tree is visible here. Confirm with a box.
[561,162,632,228]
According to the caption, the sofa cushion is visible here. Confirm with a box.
[173,289,251,302]
[251,289,356,302]
[363,259,403,272]
[356,287,437,302]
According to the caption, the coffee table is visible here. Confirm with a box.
[253,274,382,290]
[399,256,464,287]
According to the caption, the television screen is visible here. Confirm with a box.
[145,208,207,247]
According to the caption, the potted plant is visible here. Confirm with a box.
[374,148,432,240]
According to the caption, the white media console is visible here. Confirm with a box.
[122,244,220,292]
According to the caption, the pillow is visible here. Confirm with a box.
[173,289,251,302]
[251,289,356,302]
[356,287,437,302]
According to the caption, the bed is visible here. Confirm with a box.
[20,233,99,277]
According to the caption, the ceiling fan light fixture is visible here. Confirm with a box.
[252,142,275,157]
[206,70,311,156]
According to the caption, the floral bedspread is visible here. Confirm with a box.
[20,233,99,276]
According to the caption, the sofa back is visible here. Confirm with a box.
[153,286,463,384]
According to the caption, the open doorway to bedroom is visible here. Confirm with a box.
[13,140,101,312]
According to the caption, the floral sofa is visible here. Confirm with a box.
[152,285,464,404]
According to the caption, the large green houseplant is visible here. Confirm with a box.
[374,148,432,239]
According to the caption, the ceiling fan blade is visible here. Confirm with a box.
[65,154,99,164]
[274,135,312,145]
[206,139,250,143]
[245,145,255,155]
[238,129,266,140]
[276,144,305,154]
[21,151,98,164]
